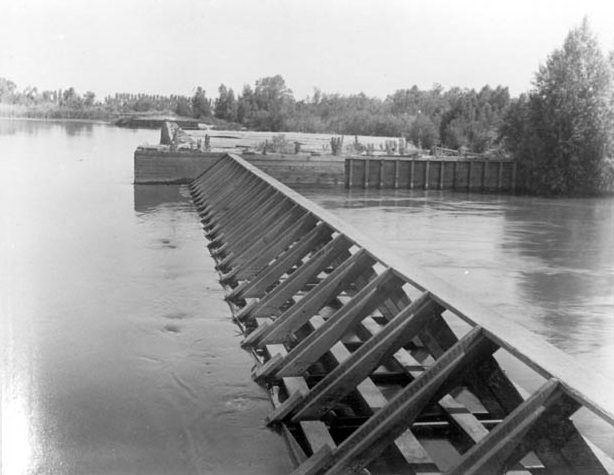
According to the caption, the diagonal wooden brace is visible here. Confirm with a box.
[273,269,404,379]
[445,378,564,475]
[234,235,352,322]
[254,249,376,348]
[226,222,333,303]
[321,326,496,475]
[291,292,439,421]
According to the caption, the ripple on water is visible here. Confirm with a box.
[163,324,181,334]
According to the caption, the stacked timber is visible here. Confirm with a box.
[189,153,614,474]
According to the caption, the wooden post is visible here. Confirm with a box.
[512,162,517,193]
[467,161,473,192]
[394,160,399,189]
[364,159,369,189]
[424,160,430,190]
[481,161,487,192]
[439,162,445,190]
[497,161,503,191]
[346,159,354,189]
[452,161,457,190]
[378,160,384,189]
[409,160,415,189]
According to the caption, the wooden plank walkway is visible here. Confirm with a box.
[189,153,614,474]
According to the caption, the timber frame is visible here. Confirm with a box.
[189,153,614,475]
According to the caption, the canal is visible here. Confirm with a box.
[1,119,613,473]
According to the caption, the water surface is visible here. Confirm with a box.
[0,120,292,475]
[2,120,613,473]
[297,186,614,372]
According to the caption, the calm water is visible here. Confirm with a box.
[0,120,292,475]
[1,120,613,474]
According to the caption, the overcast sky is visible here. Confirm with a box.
[2,0,614,100]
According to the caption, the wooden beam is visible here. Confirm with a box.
[447,379,563,475]
[265,270,403,380]
[253,250,376,347]
[228,222,333,301]
[307,327,495,474]
[214,154,614,436]
[290,292,437,421]
[235,235,353,322]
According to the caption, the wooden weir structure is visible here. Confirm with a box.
[189,153,614,474]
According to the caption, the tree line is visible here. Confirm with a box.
[1,19,612,194]
[0,74,511,154]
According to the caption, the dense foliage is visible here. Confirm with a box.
[500,19,614,194]
[0,75,510,152]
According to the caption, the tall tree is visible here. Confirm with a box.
[191,87,211,118]
[251,75,295,131]
[0,77,17,103]
[214,84,238,122]
[501,19,614,194]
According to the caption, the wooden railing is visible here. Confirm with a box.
[189,153,614,474]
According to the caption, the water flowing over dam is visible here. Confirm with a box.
[188,153,614,474]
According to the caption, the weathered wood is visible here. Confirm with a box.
[191,153,614,474]
[206,187,281,243]
[447,379,562,474]
[290,445,334,475]
[228,222,333,301]
[261,341,339,462]
[290,293,437,421]
[439,162,445,190]
[268,271,403,379]
[346,159,353,189]
[294,314,440,474]
[322,327,496,474]
[211,193,291,251]
[235,235,353,321]
[254,250,376,347]
[452,161,458,190]
[364,159,370,189]
[424,161,430,190]
[394,160,399,189]
[232,211,317,280]
[216,204,306,270]
[225,153,614,427]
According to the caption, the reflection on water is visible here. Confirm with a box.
[133,184,192,213]
[1,120,291,475]
[0,118,97,137]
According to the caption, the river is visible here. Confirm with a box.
[1,119,613,474]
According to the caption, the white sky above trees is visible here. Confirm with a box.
[2,0,614,100]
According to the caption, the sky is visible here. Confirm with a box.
[2,0,614,101]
